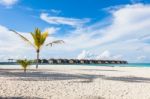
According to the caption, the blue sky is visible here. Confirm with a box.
[1,0,149,31]
[0,0,150,63]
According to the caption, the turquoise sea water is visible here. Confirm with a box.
[0,63,150,67]
[87,63,150,67]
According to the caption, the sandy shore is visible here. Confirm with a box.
[0,65,150,99]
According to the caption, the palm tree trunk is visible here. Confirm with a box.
[24,69,26,73]
[24,69,26,77]
[36,49,40,69]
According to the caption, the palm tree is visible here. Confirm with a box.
[10,28,64,69]
[17,59,32,73]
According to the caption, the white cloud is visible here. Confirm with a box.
[137,55,146,60]
[112,55,123,60]
[96,50,111,60]
[40,13,90,27]
[77,50,124,60]
[55,4,149,51]
[43,27,59,35]
[77,50,96,59]
[1,4,150,62]
[58,4,150,62]
[50,9,61,15]
[0,0,18,7]
[0,25,34,61]
[1,25,64,60]
[0,25,61,61]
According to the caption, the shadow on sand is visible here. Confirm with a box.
[0,96,43,99]
[0,69,150,83]
[104,76,150,83]
[0,96,105,99]
[78,96,105,99]
[0,69,103,82]
[76,69,122,72]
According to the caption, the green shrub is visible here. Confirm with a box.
[17,59,32,73]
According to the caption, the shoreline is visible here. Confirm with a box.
[0,64,150,69]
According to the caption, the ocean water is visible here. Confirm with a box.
[0,63,150,68]
[86,63,150,67]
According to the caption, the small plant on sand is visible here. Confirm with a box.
[17,59,32,73]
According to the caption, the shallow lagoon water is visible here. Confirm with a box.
[0,63,150,68]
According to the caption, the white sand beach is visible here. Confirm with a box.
[0,65,150,99]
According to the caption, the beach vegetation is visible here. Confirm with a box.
[10,28,64,69]
[17,59,32,73]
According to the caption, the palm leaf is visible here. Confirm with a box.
[41,31,48,45]
[10,29,35,48]
[46,40,64,46]
[31,32,39,49]
[30,28,48,49]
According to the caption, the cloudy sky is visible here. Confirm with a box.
[0,0,150,63]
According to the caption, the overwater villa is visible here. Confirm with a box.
[97,61,102,64]
[68,59,75,64]
[46,59,128,64]
[8,59,15,62]
[48,59,57,64]
[56,59,63,64]
[41,59,48,64]
[4,59,127,65]
[111,61,115,64]
[80,60,85,64]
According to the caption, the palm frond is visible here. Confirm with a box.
[30,28,48,49]
[46,40,64,46]
[9,29,35,48]
[31,32,39,49]
[41,31,48,45]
